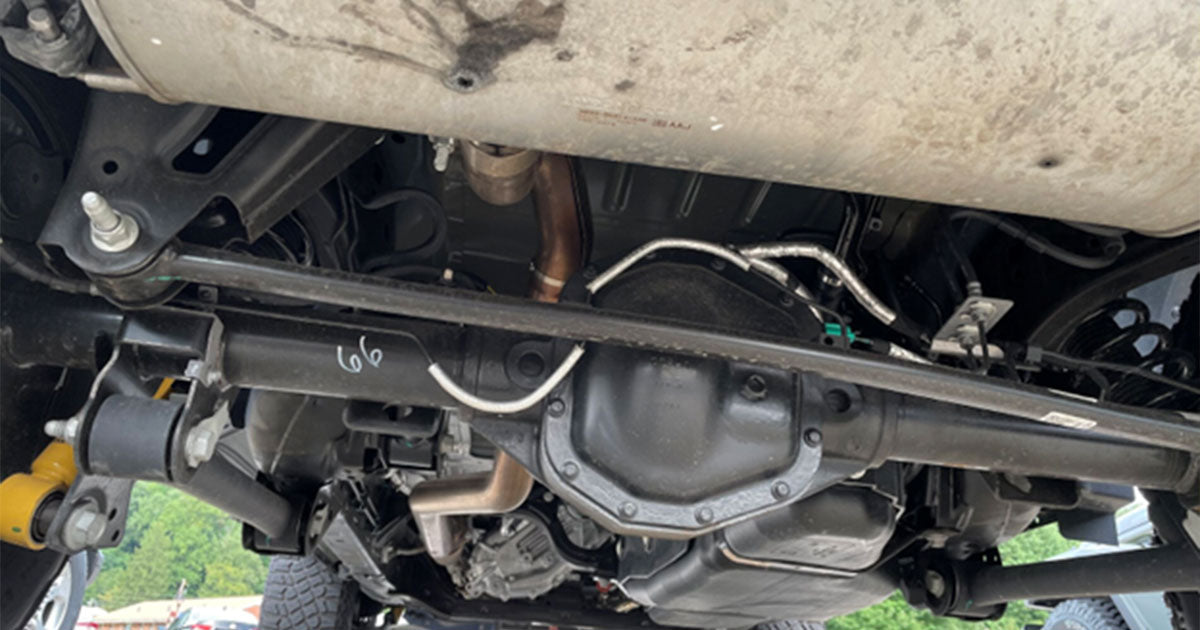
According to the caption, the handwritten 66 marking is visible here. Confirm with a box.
[337,336,383,374]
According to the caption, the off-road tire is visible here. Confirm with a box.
[1044,598,1129,630]
[260,555,361,630]
[755,621,825,630]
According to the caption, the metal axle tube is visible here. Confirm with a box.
[160,244,1200,452]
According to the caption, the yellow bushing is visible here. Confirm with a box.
[0,441,78,550]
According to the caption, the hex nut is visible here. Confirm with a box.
[44,417,81,445]
[967,301,996,322]
[81,192,139,253]
[26,7,61,41]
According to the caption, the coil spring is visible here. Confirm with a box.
[1061,297,1197,409]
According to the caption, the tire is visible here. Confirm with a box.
[23,552,86,630]
[260,555,362,630]
[1044,598,1129,630]
[755,621,825,630]
[1166,592,1200,630]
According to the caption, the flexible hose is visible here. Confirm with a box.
[949,209,1124,269]
[0,241,96,295]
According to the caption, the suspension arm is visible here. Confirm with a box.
[956,545,1200,612]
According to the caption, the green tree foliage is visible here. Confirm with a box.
[84,483,269,609]
[828,523,1077,630]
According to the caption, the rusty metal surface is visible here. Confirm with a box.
[86,0,1199,234]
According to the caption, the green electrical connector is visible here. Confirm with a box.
[823,323,856,343]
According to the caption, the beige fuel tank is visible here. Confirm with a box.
[84,0,1200,234]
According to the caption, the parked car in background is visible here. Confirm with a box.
[164,608,258,630]
[1035,508,1174,630]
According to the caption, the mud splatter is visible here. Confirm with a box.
[215,0,441,77]
[339,3,396,37]
[443,0,566,91]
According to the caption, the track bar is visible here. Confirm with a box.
[160,244,1200,452]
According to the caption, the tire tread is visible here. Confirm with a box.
[259,555,358,630]
[1045,598,1129,630]
[755,621,826,630]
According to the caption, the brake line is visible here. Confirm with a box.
[423,238,909,414]
[424,238,761,414]
[427,344,586,414]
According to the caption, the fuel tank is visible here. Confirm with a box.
[84,0,1200,234]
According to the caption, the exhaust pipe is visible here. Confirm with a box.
[408,452,534,564]
[411,149,583,564]
[530,154,583,302]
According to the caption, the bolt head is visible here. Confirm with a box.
[65,506,105,548]
[803,428,823,448]
[561,462,580,480]
[619,502,637,519]
[924,570,947,599]
[547,399,566,417]
[771,480,791,500]
[740,374,768,401]
[184,428,217,468]
[695,507,714,524]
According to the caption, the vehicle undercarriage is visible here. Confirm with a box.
[1,1,1199,628]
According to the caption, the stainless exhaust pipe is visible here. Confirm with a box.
[409,452,534,564]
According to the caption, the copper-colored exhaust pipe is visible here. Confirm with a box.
[530,154,582,303]
[411,150,583,565]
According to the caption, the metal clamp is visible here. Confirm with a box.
[931,295,1013,357]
